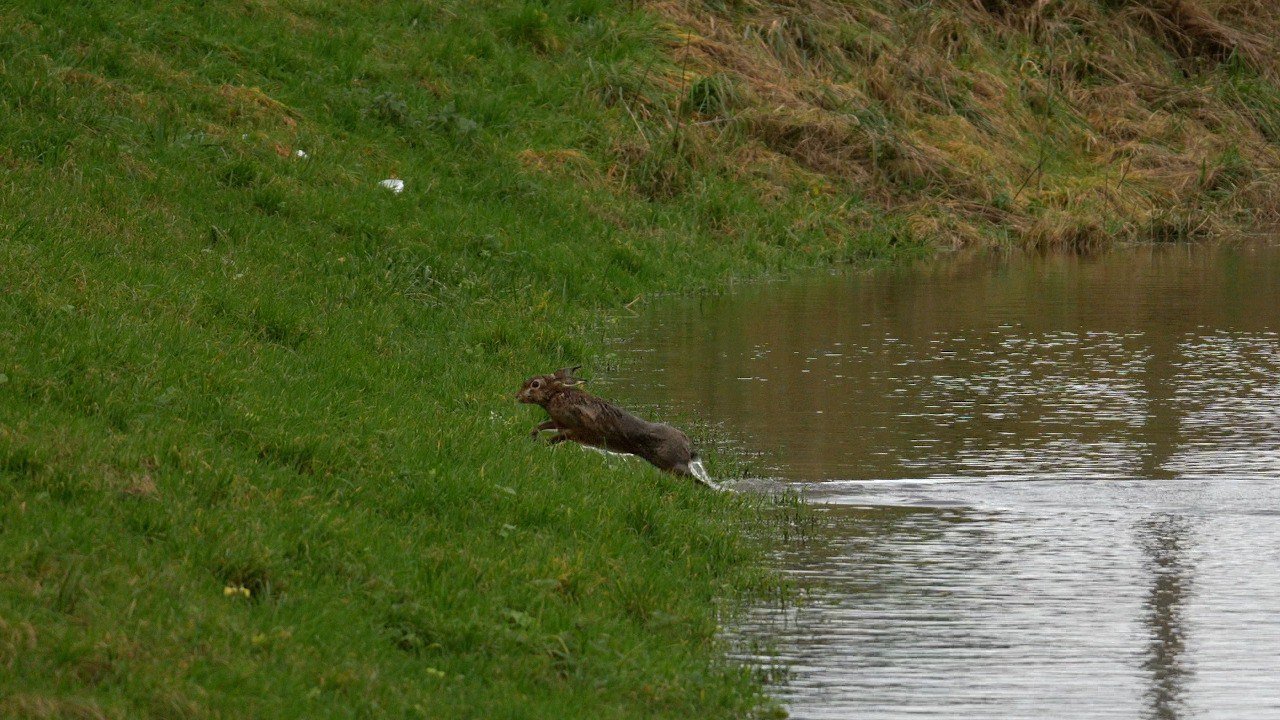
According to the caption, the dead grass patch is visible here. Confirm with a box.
[517,149,599,183]
[0,695,111,720]
[616,0,1280,246]
[217,84,300,129]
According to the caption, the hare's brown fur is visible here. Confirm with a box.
[517,367,699,479]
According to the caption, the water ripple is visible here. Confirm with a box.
[608,242,1280,719]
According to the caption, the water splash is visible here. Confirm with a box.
[580,446,724,490]
[689,458,724,491]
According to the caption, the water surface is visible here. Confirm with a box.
[605,242,1280,719]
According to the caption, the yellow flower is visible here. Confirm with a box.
[223,585,251,598]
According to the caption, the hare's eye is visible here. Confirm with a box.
[531,379,542,389]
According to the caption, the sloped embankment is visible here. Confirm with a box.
[1,1,1279,719]
[610,0,1280,248]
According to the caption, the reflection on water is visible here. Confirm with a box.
[1142,514,1191,720]
[606,242,1280,719]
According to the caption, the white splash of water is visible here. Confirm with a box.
[689,458,724,491]
[576,445,724,490]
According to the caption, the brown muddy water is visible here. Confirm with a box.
[603,242,1280,719]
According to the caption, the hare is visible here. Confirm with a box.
[517,366,715,487]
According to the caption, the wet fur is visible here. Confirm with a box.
[517,368,700,479]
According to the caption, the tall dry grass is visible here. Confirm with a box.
[620,0,1280,248]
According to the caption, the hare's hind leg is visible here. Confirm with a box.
[530,419,559,438]
[547,430,580,445]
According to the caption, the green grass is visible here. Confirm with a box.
[3,0,1276,717]
[0,1,886,718]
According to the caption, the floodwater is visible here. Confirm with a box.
[605,242,1280,719]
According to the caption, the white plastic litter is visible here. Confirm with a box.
[294,149,308,159]
[379,178,404,193]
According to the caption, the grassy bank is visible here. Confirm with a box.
[652,0,1280,248]
[1,1,1278,718]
